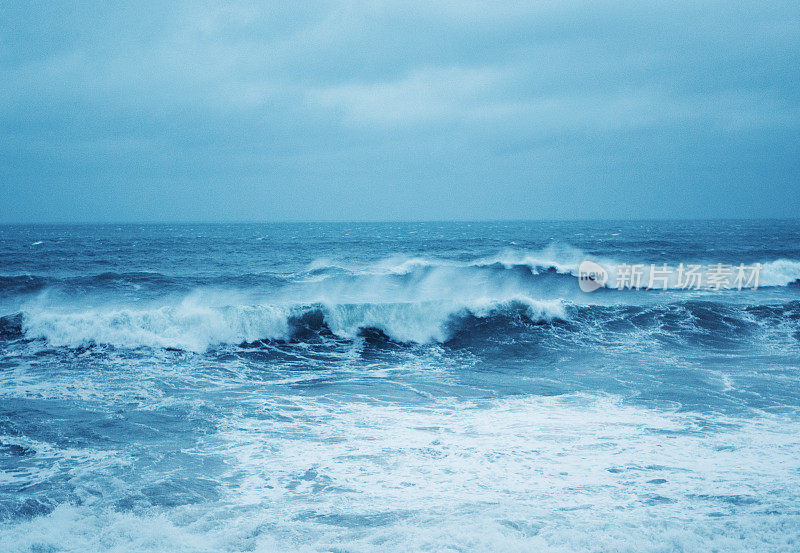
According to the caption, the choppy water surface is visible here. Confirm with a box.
[1,221,800,552]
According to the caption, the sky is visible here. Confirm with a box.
[1,1,799,223]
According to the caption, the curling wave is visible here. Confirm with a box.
[4,297,800,353]
[2,245,800,352]
[9,297,564,351]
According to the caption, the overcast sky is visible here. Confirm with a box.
[1,1,799,222]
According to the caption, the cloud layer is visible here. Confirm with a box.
[1,1,799,221]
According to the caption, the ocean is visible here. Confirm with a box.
[1,220,799,552]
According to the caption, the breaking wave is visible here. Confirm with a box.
[2,245,800,351]
[3,297,799,353]
[6,297,564,351]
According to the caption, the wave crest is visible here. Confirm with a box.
[13,297,565,351]
[6,298,800,353]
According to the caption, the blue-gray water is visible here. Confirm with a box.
[1,221,800,552]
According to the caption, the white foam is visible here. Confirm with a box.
[3,394,798,552]
[19,296,564,350]
[11,245,800,350]
[306,244,594,277]
[760,258,800,286]
[320,297,564,342]
[302,246,800,290]
[21,298,292,351]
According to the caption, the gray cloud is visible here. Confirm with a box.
[1,1,799,222]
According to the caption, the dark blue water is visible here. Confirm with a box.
[1,221,800,552]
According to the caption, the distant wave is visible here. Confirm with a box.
[300,244,593,278]
[300,247,800,288]
[0,275,50,295]
[2,247,800,297]
[0,271,289,296]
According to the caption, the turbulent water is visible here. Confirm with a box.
[1,220,800,552]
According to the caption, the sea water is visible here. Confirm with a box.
[1,220,799,552]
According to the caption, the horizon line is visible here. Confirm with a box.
[1,216,799,226]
